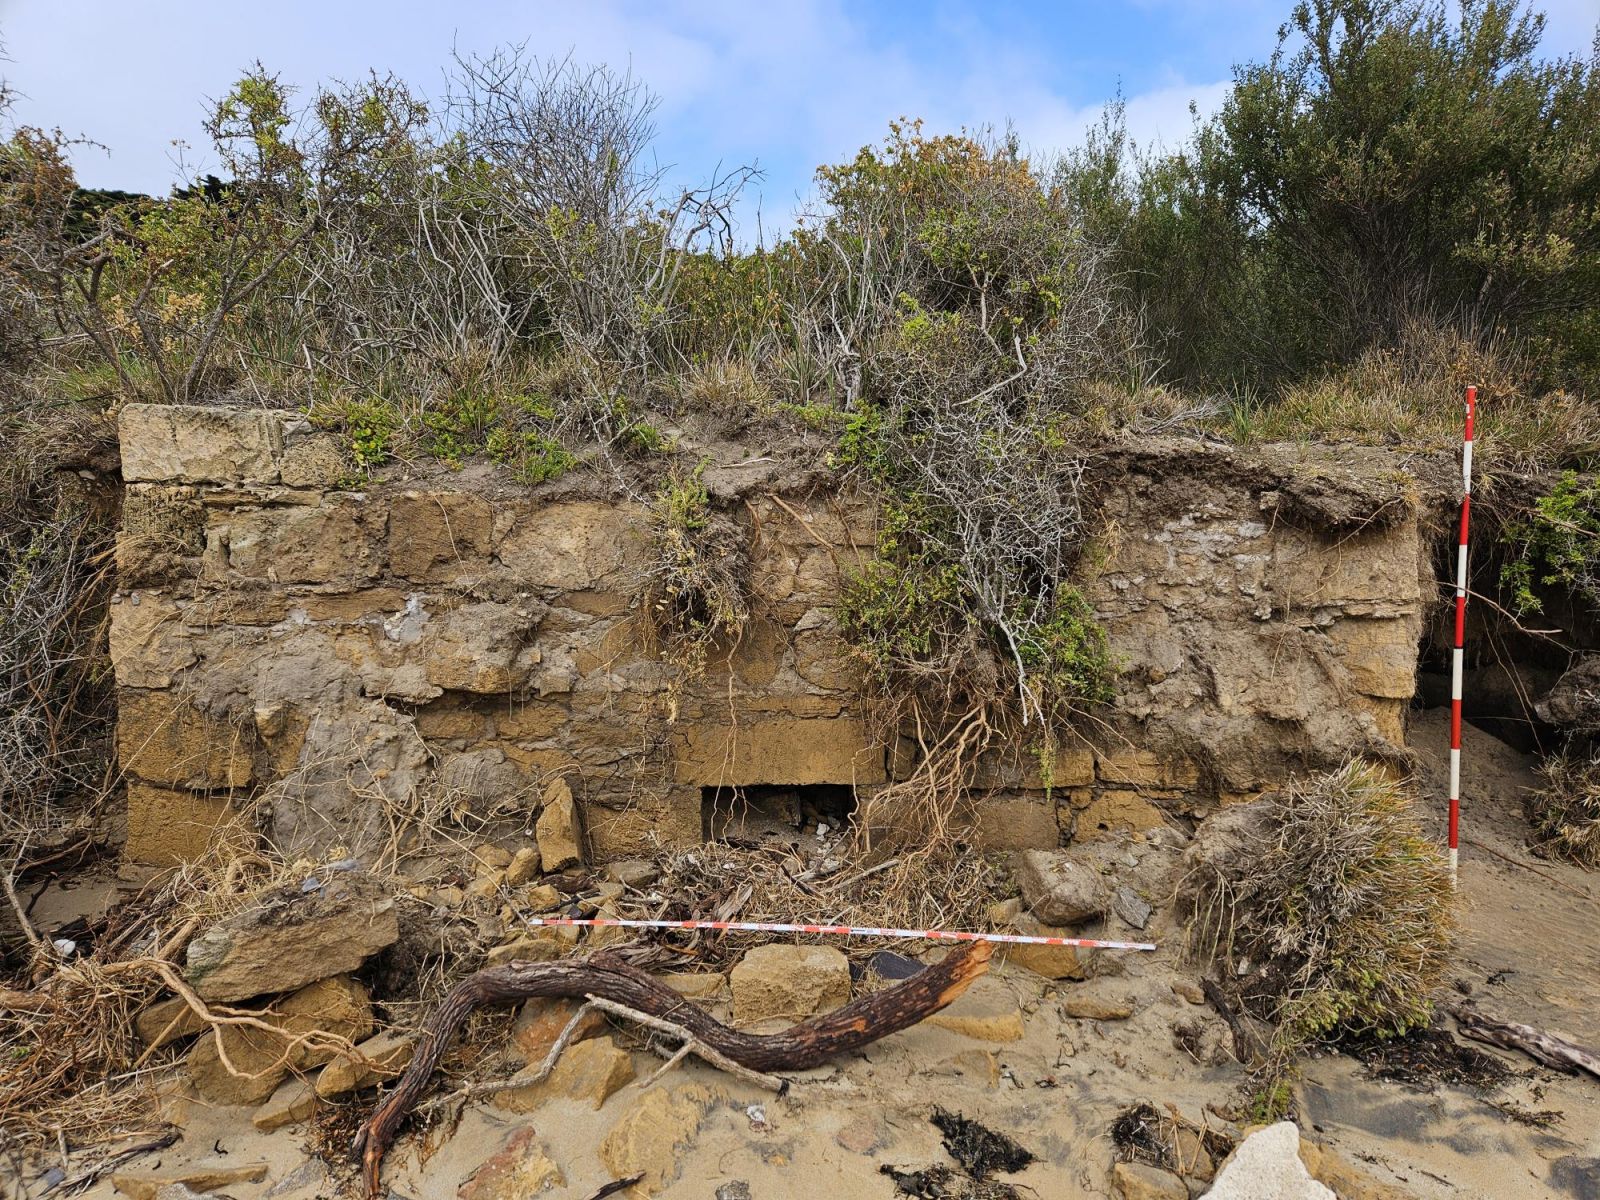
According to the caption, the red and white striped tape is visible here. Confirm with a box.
[1449,384,1476,882]
[526,916,1156,952]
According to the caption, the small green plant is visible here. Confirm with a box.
[486,427,576,484]
[334,399,399,469]
[1500,470,1600,616]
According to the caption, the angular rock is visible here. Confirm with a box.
[1538,655,1600,733]
[510,996,606,1065]
[186,975,374,1105]
[1207,1123,1334,1199]
[459,1127,564,1199]
[658,971,727,998]
[1111,1160,1188,1200]
[730,943,850,1025]
[504,846,541,886]
[184,870,398,1002]
[536,777,585,870]
[599,1082,724,1195]
[110,1161,269,1200]
[135,995,207,1050]
[1061,981,1136,1021]
[924,976,1025,1042]
[494,1034,635,1113]
[604,858,660,888]
[1112,885,1153,930]
[999,913,1087,981]
[1015,848,1112,925]
[119,404,281,485]
[315,1030,417,1098]
[253,1078,318,1131]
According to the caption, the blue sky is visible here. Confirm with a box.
[3,0,1597,236]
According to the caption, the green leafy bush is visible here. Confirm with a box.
[1500,470,1600,615]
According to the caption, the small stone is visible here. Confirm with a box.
[1112,885,1154,930]
[521,883,563,911]
[315,1030,416,1098]
[999,913,1086,980]
[716,1184,753,1200]
[253,1078,318,1131]
[466,870,505,900]
[111,1162,269,1200]
[459,1127,564,1199]
[433,885,466,908]
[604,859,660,888]
[1172,980,1205,1005]
[495,1034,635,1113]
[599,1083,724,1195]
[505,846,541,886]
[1173,1125,1215,1182]
[1061,983,1135,1021]
[1014,849,1111,925]
[834,1115,888,1154]
[924,976,1025,1042]
[536,778,584,870]
[473,844,514,871]
[1111,1160,1188,1200]
[987,897,1023,924]
[730,944,851,1025]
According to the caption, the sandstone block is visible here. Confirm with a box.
[1015,849,1112,926]
[1095,749,1199,792]
[1061,981,1136,1021]
[599,1083,723,1195]
[497,500,649,591]
[968,790,1062,851]
[125,784,239,866]
[253,1078,318,1131]
[459,1127,564,1199]
[186,975,373,1105]
[730,944,850,1024]
[389,491,494,581]
[1076,790,1169,835]
[184,870,398,1002]
[315,1030,416,1098]
[224,499,385,585]
[135,995,208,1050]
[676,716,885,787]
[119,404,282,485]
[494,1034,635,1113]
[110,1161,269,1200]
[423,601,547,693]
[999,914,1086,981]
[511,996,606,1065]
[1111,1161,1188,1200]
[505,846,541,885]
[536,777,584,869]
[109,594,196,689]
[924,976,1025,1042]
[118,690,253,789]
[1327,617,1420,699]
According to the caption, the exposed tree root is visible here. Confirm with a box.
[353,941,994,1197]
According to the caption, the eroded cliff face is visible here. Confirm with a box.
[109,405,1445,867]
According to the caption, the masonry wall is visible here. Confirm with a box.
[109,406,1438,866]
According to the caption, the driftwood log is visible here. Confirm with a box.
[354,941,993,1196]
[1452,1006,1600,1080]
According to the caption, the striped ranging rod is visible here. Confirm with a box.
[527,916,1156,952]
[1449,384,1477,882]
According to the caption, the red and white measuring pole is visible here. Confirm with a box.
[1448,384,1477,882]
[528,916,1156,952]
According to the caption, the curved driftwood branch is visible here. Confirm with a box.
[354,941,993,1196]
[1452,1005,1600,1080]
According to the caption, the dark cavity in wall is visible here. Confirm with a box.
[702,784,858,847]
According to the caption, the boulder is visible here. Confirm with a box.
[184,869,398,1002]
[1538,655,1600,733]
[458,1127,564,1199]
[494,1035,635,1113]
[1207,1123,1334,1199]
[186,975,374,1105]
[536,778,584,870]
[730,944,850,1024]
[1014,848,1112,925]
[135,995,207,1050]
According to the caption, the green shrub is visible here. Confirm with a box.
[1500,470,1600,615]
[1527,749,1600,867]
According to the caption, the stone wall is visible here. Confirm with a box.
[110,406,1440,866]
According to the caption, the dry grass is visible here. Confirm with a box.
[1528,749,1600,868]
[1222,319,1600,479]
[1184,760,1455,1069]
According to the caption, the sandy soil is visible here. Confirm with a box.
[36,710,1600,1200]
